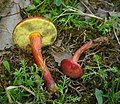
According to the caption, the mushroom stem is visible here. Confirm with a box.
[29,32,56,92]
[72,41,93,63]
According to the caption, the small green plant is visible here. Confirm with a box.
[0,60,45,103]
[104,81,120,104]
[1,60,81,103]
[97,17,120,35]
[53,76,81,104]
[33,0,41,6]
[82,54,120,104]
[2,59,11,74]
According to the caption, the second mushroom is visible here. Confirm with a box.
[13,17,57,92]
[61,37,108,79]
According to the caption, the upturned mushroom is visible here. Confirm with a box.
[13,17,57,92]
[61,37,108,79]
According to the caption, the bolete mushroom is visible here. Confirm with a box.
[13,17,57,92]
[60,37,108,79]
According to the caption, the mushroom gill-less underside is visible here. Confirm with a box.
[13,17,57,51]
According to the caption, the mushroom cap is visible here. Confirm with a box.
[12,17,57,51]
[61,59,84,79]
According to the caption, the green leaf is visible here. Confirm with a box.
[93,54,101,64]
[95,88,103,104]
[115,91,120,100]
[26,79,33,86]
[33,0,41,5]
[54,0,62,6]
[2,60,10,73]
[25,4,36,12]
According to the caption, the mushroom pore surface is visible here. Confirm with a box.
[12,17,57,51]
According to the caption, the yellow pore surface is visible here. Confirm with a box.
[13,17,57,51]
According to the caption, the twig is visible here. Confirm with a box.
[113,28,120,45]
[68,84,80,96]
[61,2,103,20]
[0,24,11,34]
[0,12,20,19]
[78,11,103,20]
[19,85,35,96]
[55,68,64,75]
[6,86,18,103]
[99,0,114,6]
[6,85,35,103]
[80,1,93,14]
[53,9,68,22]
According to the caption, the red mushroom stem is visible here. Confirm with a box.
[61,37,108,79]
[29,32,56,92]
[72,41,93,63]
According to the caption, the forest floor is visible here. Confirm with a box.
[0,0,120,104]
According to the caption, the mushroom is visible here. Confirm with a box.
[60,37,108,79]
[13,17,57,92]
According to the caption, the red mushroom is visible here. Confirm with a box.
[61,37,108,79]
[13,17,57,92]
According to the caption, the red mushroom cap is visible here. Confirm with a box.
[61,59,84,79]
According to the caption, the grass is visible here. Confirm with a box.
[1,60,81,103]
[0,0,120,104]
[83,54,120,104]
[1,54,120,103]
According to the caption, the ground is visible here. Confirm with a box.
[0,0,120,104]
